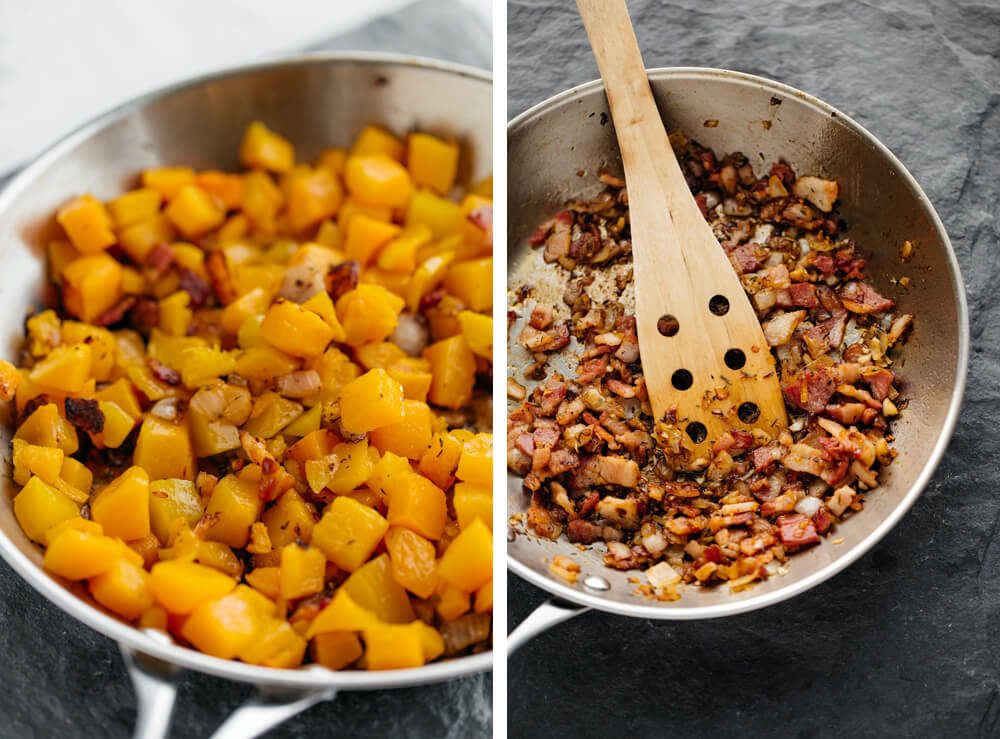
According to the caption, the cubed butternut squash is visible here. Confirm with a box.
[204,474,263,548]
[384,527,437,599]
[351,126,405,161]
[262,490,318,549]
[310,630,363,670]
[443,257,492,311]
[62,253,123,323]
[142,167,195,200]
[61,321,115,381]
[260,299,335,359]
[134,416,195,481]
[336,284,405,347]
[238,618,307,668]
[90,466,150,541]
[418,432,463,490]
[456,433,492,486]
[369,399,433,459]
[279,543,326,600]
[306,588,380,638]
[423,335,476,410]
[474,580,492,613]
[437,518,492,592]
[43,528,121,580]
[108,188,162,229]
[343,553,414,623]
[405,251,455,312]
[311,496,388,572]
[387,474,446,541]
[405,188,463,239]
[12,441,64,486]
[240,122,295,174]
[345,155,412,209]
[376,225,432,273]
[245,566,282,601]
[339,368,405,435]
[29,342,91,394]
[453,482,492,531]
[56,194,116,254]
[362,622,426,670]
[165,184,225,238]
[458,310,492,359]
[407,133,459,195]
[386,359,433,402]
[242,391,303,439]
[148,559,236,614]
[13,476,80,543]
[89,558,154,620]
[149,478,203,545]
[436,581,470,621]
[181,591,263,659]
[344,214,401,267]
[14,403,79,455]
[195,171,244,211]
[286,168,343,232]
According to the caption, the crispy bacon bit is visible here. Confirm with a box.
[145,242,176,277]
[206,250,238,304]
[777,513,820,547]
[752,444,784,471]
[179,268,212,309]
[576,356,607,384]
[729,243,764,273]
[606,378,636,398]
[148,358,181,386]
[792,176,839,213]
[567,518,603,544]
[65,397,105,434]
[840,281,894,313]
[529,304,553,330]
[788,282,817,307]
[763,309,806,346]
[862,368,895,401]
[543,211,573,263]
[597,456,640,488]
[519,321,570,353]
[782,367,836,414]
[95,295,138,327]
[326,260,360,302]
[129,296,160,336]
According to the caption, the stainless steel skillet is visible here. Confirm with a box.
[0,53,492,738]
[507,68,968,646]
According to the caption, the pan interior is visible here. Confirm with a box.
[507,68,966,620]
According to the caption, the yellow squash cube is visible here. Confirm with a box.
[158,291,192,337]
[310,631,363,670]
[362,622,426,670]
[407,133,459,195]
[149,479,204,544]
[61,253,123,323]
[423,335,476,410]
[234,344,299,381]
[343,553,414,623]
[240,121,295,173]
[14,403,79,455]
[29,342,91,394]
[436,581,470,621]
[195,171,244,211]
[458,310,492,359]
[306,588,381,638]
[369,399,433,460]
[43,528,122,580]
[117,213,176,263]
[444,257,492,311]
[108,188,162,229]
[165,184,225,238]
[262,490,317,549]
[376,225,432,273]
[438,518,492,592]
[13,476,80,543]
[286,168,343,232]
[475,580,493,613]
[12,441,64,486]
[279,543,326,600]
[204,474,263,548]
[351,126,405,161]
[385,527,437,599]
[57,194,116,254]
[61,321,115,381]
[418,432,463,489]
[148,559,236,614]
[142,167,195,200]
[260,299,335,359]
[89,558,154,620]
[336,284,405,347]
[134,416,195,481]
[238,618,307,668]
[456,433,492,486]
[344,213,401,267]
[405,251,455,311]
[405,188,463,239]
[181,592,262,659]
[453,481,493,531]
[339,368,405,435]
[345,155,412,208]
[386,360,433,403]
[311,496,389,572]
[90,466,150,541]
[387,474,446,541]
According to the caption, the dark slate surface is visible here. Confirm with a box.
[508,0,999,737]
[0,2,491,737]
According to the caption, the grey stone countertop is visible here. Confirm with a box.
[508,0,999,736]
[0,1,491,737]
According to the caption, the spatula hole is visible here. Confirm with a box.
[671,369,693,390]
[724,348,746,370]
[686,422,707,444]
[709,295,730,316]
[738,402,760,423]
[657,314,679,337]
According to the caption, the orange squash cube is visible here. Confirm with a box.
[387,474,446,541]
[90,466,150,541]
[240,121,295,173]
[242,391,303,439]
[311,496,388,572]
[149,559,236,614]
[306,588,381,638]
[29,342,91,394]
[386,359,433,403]
[368,452,415,502]
[195,171,244,211]
[286,168,343,232]
[107,188,162,229]
[405,188,463,239]
[204,474,263,548]
[165,184,225,238]
[220,287,271,335]
[423,335,476,410]
[305,440,375,496]
[139,605,169,632]
[337,196,393,232]
[316,147,348,175]
[158,290,192,337]
[13,476,80,543]
[436,581,470,621]
[61,253,123,323]
[245,566,282,601]
[339,368,405,435]
[345,155,412,208]
[454,482,493,531]
[260,299,335,359]
[351,126,405,161]
[311,631,363,670]
[286,429,340,466]
[149,478,203,545]
[14,403,79,455]
[369,399,433,460]
[60,456,93,495]
[344,213,401,267]
[43,528,121,580]
[456,433,493,486]
[134,416,195,481]
[376,225,432,273]
[117,213,176,263]
[438,518,492,592]
[474,580,493,613]
[129,533,161,569]
[336,284,405,348]
[444,257,492,311]
[407,133,459,195]
[142,167,196,200]
[89,558,154,620]
[242,169,283,235]
[300,290,347,342]
[234,344,299,381]
[57,194,116,254]
[458,310,492,359]
[406,251,455,312]
[60,321,115,381]
[343,553,414,623]
[384,527,437,599]
[362,622,426,670]
[356,341,408,371]
[181,591,263,659]
[238,618,307,668]
[279,543,326,600]
[262,490,317,549]
[418,433,463,490]
[12,441,64,486]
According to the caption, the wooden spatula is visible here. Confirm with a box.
[577,0,787,467]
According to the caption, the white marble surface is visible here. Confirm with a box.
[0,0,490,178]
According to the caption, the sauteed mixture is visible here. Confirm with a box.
[1,122,493,669]
[508,133,912,598]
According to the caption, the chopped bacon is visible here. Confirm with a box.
[801,309,847,356]
[205,250,238,304]
[548,449,579,474]
[534,376,567,417]
[729,243,764,273]
[576,355,608,384]
[862,368,895,401]
[789,282,817,308]
[95,295,138,327]
[597,456,639,488]
[567,518,603,544]
[814,254,835,274]
[840,281,894,313]
[179,268,212,309]
[419,288,446,312]
[606,378,636,398]
[527,504,561,539]
[129,296,160,336]
[555,397,585,426]
[812,506,833,533]
[529,304,553,330]
[575,491,600,518]
[147,358,181,386]
[519,322,570,352]
[145,242,176,277]
[777,513,820,547]
[782,367,836,414]
[543,211,573,263]
[65,397,105,434]
[824,402,868,425]
[752,444,784,471]
[528,217,554,247]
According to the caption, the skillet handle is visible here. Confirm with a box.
[209,679,338,739]
[508,597,589,654]
[120,639,182,739]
